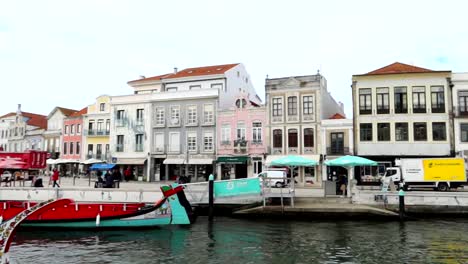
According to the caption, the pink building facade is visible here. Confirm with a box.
[60,108,87,175]
[216,95,267,180]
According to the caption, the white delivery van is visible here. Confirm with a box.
[258,170,288,188]
[383,158,467,191]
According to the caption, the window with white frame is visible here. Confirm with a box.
[236,122,246,140]
[77,124,81,134]
[76,142,80,155]
[100,103,105,111]
[70,142,74,155]
[135,134,144,151]
[116,135,124,152]
[97,120,104,133]
[156,107,165,125]
[64,125,69,135]
[252,122,262,143]
[204,132,214,152]
[154,133,164,152]
[70,125,75,135]
[63,142,68,155]
[303,96,314,115]
[116,110,125,125]
[203,104,214,124]
[221,124,231,144]
[169,132,180,152]
[187,132,197,152]
[136,109,144,123]
[170,106,180,125]
[187,105,197,125]
[272,98,282,116]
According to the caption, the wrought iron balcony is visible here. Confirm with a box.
[326,147,351,155]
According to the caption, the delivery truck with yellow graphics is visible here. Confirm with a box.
[383,158,467,191]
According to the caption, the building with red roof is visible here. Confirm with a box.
[351,62,452,185]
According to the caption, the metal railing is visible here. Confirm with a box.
[326,147,351,155]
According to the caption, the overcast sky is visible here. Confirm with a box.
[1,0,467,118]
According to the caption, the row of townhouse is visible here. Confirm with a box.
[0,63,349,187]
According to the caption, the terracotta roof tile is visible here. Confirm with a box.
[127,73,173,84]
[363,62,434,75]
[128,63,239,84]
[69,107,88,117]
[0,111,47,129]
[329,113,346,119]
[56,107,79,117]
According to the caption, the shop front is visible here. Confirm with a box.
[113,157,147,181]
[216,156,249,180]
[162,157,214,183]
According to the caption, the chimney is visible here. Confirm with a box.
[16,104,22,114]
[174,67,178,74]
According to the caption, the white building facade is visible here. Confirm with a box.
[352,62,453,184]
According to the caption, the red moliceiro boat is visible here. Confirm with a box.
[0,184,195,229]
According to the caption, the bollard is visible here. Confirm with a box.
[398,187,405,221]
[208,174,214,221]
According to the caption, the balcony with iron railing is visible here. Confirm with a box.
[326,147,351,156]
[116,144,124,152]
[135,144,144,152]
[86,129,110,136]
[453,106,468,118]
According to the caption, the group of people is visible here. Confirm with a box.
[95,169,122,188]
[94,166,134,188]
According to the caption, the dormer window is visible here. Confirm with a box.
[235,99,247,108]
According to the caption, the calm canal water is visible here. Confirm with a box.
[8,217,468,264]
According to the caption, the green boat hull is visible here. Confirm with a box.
[22,216,172,229]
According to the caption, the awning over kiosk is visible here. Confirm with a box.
[163,158,185,165]
[216,156,248,164]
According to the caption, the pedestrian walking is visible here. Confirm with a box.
[52,168,60,188]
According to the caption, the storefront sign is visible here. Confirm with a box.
[214,178,261,197]
[216,156,248,164]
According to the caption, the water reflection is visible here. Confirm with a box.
[8,217,468,264]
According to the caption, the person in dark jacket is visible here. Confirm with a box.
[104,170,114,188]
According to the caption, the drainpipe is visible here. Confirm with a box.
[448,77,455,157]
[351,80,357,155]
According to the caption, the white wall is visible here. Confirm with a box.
[224,64,261,110]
